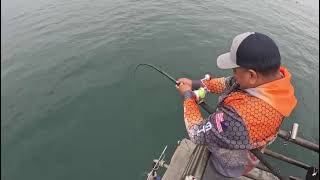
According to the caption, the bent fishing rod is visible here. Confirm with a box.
[134,63,214,113]
[135,63,288,180]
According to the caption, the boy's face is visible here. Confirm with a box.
[232,67,258,89]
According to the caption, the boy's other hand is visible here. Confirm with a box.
[176,78,192,87]
[176,83,192,96]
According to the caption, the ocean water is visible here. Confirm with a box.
[1,0,319,179]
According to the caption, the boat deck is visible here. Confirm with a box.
[161,139,279,180]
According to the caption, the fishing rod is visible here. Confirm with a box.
[135,63,288,180]
[135,64,177,85]
[134,64,215,113]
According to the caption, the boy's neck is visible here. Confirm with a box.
[255,71,284,87]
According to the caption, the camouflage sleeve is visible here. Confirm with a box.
[192,76,236,94]
[183,91,252,150]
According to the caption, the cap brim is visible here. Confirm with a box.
[217,52,239,69]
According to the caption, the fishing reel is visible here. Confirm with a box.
[193,74,210,103]
[193,87,207,103]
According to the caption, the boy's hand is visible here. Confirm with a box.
[176,78,192,87]
[176,83,192,96]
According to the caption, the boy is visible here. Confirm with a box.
[176,32,297,179]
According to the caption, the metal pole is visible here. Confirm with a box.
[251,149,288,180]
[278,130,319,153]
[264,149,311,170]
[256,163,303,180]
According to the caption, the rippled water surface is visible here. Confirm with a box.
[2,0,319,179]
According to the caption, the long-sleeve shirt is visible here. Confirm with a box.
[182,72,293,177]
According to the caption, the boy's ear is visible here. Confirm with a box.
[248,69,258,84]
